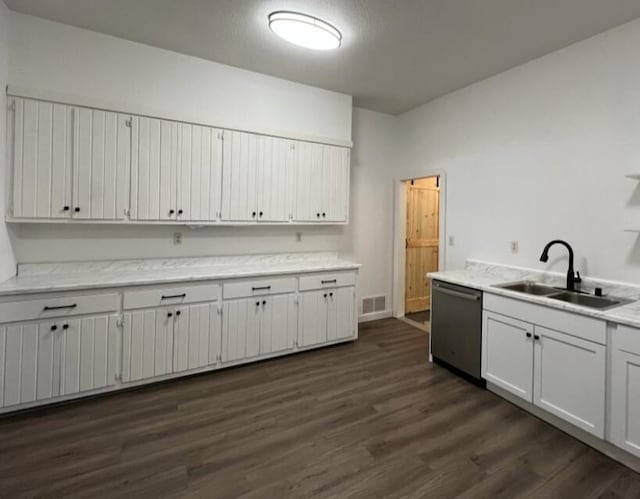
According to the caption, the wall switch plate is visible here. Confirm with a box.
[173,232,183,245]
[511,241,519,254]
[448,235,455,246]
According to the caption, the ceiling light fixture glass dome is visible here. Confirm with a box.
[268,11,342,50]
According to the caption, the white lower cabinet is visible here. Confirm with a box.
[221,294,297,362]
[482,297,606,438]
[122,303,220,382]
[0,314,119,408]
[482,312,534,402]
[299,287,355,347]
[610,325,640,458]
[533,326,605,437]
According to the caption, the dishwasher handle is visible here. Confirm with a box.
[433,284,481,302]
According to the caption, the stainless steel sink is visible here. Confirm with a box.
[546,291,632,310]
[494,281,559,296]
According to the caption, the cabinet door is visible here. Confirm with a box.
[222,298,261,362]
[293,141,324,222]
[176,124,223,222]
[482,312,534,402]
[298,290,328,347]
[12,98,73,219]
[533,326,605,437]
[326,287,355,342]
[610,328,640,457]
[255,137,294,222]
[122,308,174,382]
[58,316,119,396]
[259,295,297,355]
[173,303,221,372]
[221,130,259,221]
[131,117,179,220]
[1,322,52,407]
[73,108,130,220]
[322,145,350,223]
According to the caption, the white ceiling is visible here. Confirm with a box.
[6,0,640,115]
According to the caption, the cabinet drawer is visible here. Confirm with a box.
[0,293,119,324]
[223,277,296,300]
[123,283,220,310]
[299,271,356,291]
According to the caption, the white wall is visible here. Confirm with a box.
[0,1,16,280]
[8,13,352,145]
[398,17,640,282]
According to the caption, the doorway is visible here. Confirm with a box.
[404,176,440,328]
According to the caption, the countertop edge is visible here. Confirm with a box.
[429,272,640,329]
[0,262,362,298]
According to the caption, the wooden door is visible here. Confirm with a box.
[176,123,223,222]
[482,312,534,403]
[130,117,179,220]
[221,130,259,221]
[259,294,297,355]
[533,326,605,437]
[12,98,74,219]
[73,109,131,220]
[405,177,439,313]
[221,298,261,362]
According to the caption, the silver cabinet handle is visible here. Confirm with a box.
[433,286,480,301]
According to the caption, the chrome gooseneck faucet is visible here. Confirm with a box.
[539,240,582,291]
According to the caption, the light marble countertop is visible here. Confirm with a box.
[0,253,361,297]
[429,260,640,329]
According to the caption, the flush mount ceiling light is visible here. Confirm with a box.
[268,11,342,50]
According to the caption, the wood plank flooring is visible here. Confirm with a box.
[0,318,639,498]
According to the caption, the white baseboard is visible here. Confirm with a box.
[358,310,393,323]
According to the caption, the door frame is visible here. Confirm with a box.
[392,170,447,318]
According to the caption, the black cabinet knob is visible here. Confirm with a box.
[176,310,181,316]
[259,211,263,217]
[526,332,532,338]
[262,300,266,305]
[178,209,183,215]
[252,211,257,217]
[167,312,173,317]
[329,292,333,297]
[324,293,327,298]
[74,207,80,212]
[317,213,320,218]
[62,324,69,330]
[322,213,326,218]
[63,206,70,211]
[534,335,540,341]
[169,209,175,215]
[51,325,57,331]
[256,301,260,306]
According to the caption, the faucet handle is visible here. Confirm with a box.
[575,271,582,283]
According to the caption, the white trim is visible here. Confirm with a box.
[5,217,348,227]
[7,85,353,148]
[392,170,447,318]
[358,310,393,323]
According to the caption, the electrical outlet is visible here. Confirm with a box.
[448,235,455,247]
[296,232,302,242]
[173,232,183,245]
[511,241,519,254]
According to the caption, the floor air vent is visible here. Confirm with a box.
[362,295,386,315]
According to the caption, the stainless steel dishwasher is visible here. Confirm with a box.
[430,280,483,382]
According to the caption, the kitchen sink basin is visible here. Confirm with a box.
[546,291,632,310]
[494,281,559,296]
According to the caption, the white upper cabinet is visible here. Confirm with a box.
[293,143,350,222]
[9,96,350,225]
[221,130,294,222]
[11,98,130,220]
[131,118,222,222]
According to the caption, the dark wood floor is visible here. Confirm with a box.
[1,318,639,498]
